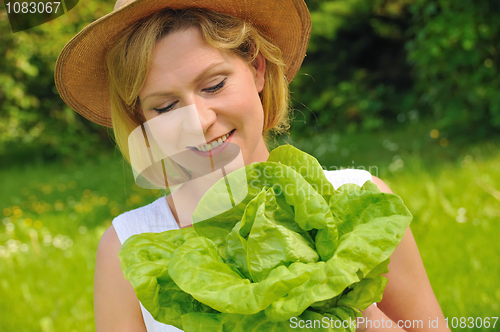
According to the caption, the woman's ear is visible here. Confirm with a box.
[251,53,266,93]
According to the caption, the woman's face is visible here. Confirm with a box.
[137,26,269,178]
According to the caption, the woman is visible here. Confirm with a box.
[55,1,450,331]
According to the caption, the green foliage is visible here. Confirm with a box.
[406,0,500,139]
[292,0,415,135]
[0,1,115,165]
[291,0,500,139]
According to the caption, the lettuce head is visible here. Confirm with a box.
[118,145,412,331]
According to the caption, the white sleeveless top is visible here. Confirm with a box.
[112,168,372,332]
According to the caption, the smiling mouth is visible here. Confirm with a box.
[189,129,235,152]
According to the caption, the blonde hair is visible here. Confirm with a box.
[106,8,291,188]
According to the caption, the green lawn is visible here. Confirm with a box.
[0,153,164,332]
[1,120,499,331]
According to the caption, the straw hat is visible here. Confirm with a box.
[54,0,311,128]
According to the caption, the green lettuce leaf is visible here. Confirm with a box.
[193,162,339,261]
[181,309,356,332]
[336,274,388,310]
[241,187,319,281]
[267,144,336,201]
[168,235,325,314]
[264,182,411,321]
[118,228,216,329]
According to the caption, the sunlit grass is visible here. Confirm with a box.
[389,146,500,320]
[1,120,499,331]
[0,152,163,332]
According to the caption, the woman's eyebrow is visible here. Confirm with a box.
[141,61,228,103]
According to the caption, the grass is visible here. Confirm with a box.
[388,148,500,321]
[1,119,499,331]
[0,151,164,332]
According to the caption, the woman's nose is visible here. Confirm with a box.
[183,100,216,136]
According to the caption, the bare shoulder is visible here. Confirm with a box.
[97,225,122,255]
[371,175,393,194]
[369,177,450,331]
[94,225,147,332]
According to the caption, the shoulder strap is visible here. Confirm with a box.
[112,197,178,245]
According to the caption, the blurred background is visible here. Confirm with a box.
[1,0,499,331]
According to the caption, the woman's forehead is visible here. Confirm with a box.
[152,27,229,72]
[140,27,240,101]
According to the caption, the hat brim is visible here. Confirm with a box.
[55,0,311,128]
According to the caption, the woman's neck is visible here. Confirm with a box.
[166,172,218,228]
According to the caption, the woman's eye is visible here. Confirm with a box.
[203,78,226,93]
[150,79,225,114]
[153,101,177,114]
